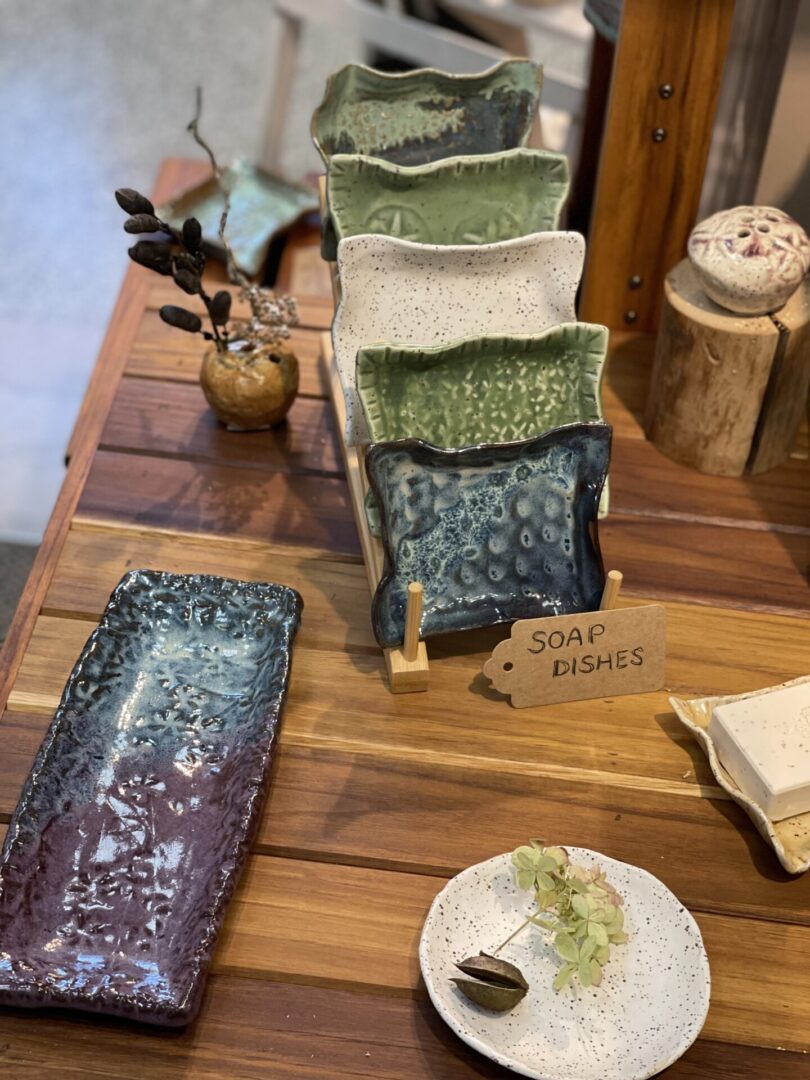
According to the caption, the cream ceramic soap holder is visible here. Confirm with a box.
[671,674,810,874]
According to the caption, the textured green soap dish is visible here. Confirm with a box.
[358,325,610,532]
[322,147,569,260]
[357,325,608,444]
[311,59,543,167]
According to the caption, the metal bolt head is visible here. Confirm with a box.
[628,275,642,289]
[652,128,667,143]
[624,310,638,325]
[659,83,674,99]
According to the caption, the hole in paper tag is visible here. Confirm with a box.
[482,605,666,709]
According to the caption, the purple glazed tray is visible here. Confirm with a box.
[0,569,302,1026]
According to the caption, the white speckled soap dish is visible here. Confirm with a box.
[420,849,710,1080]
[670,675,810,875]
[332,230,585,445]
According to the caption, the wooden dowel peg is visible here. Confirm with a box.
[403,582,423,662]
[600,570,623,611]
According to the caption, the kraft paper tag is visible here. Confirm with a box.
[483,606,666,709]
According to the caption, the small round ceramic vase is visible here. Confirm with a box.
[687,205,810,315]
[200,340,299,431]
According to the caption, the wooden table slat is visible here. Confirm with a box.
[102,378,343,478]
[2,976,805,1079]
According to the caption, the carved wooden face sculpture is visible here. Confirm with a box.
[688,206,809,315]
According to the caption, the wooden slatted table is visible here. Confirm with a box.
[1,158,809,1078]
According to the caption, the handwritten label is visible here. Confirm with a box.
[482,605,666,709]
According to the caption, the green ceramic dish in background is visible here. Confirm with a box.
[322,148,569,260]
[311,60,543,168]
[357,325,610,532]
[157,159,318,277]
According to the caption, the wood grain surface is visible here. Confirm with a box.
[0,153,808,1075]
[580,0,736,331]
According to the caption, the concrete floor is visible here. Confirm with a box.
[0,0,361,546]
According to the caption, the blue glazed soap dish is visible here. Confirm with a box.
[367,424,610,649]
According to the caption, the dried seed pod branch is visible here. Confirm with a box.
[186,86,299,355]
[115,187,228,351]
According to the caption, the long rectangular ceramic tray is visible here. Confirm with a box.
[0,569,302,1025]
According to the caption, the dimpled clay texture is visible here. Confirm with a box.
[367,424,609,649]
[0,569,302,1026]
[420,849,711,1080]
[687,205,810,314]
[334,230,586,445]
[311,60,543,167]
[321,147,569,260]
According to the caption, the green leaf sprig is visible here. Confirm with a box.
[508,841,628,992]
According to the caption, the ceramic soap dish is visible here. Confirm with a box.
[322,147,569,261]
[312,59,543,167]
[670,675,810,874]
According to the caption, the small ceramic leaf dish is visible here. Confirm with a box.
[321,147,569,260]
[670,675,810,874]
[420,849,711,1080]
[333,230,586,445]
[0,569,302,1025]
[157,158,318,277]
[311,59,543,167]
[367,424,609,649]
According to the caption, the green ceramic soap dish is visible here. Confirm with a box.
[157,158,318,277]
[322,148,569,260]
[311,60,543,168]
[358,325,610,532]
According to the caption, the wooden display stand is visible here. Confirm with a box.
[645,260,810,477]
[320,330,430,694]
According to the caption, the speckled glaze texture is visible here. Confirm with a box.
[157,158,318,277]
[687,205,810,315]
[311,60,543,167]
[0,570,302,1026]
[420,849,711,1080]
[367,424,609,649]
[321,148,569,260]
[670,675,810,875]
[333,231,586,445]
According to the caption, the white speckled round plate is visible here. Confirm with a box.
[419,849,710,1080]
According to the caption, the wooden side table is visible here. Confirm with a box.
[0,158,808,1077]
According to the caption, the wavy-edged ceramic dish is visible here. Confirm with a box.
[157,158,318,277]
[670,675,810,874]
[321,147,569,260]
[367,424,609,649]
[312,59,543,167]
[358,326,610,531]
[356,325,607,447]
[333,230,585,445]
[0,569,302,1025]
[420,849,710,1080]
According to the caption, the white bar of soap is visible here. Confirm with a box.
[709,683,810,821]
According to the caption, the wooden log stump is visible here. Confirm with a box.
[644,260,810,476]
